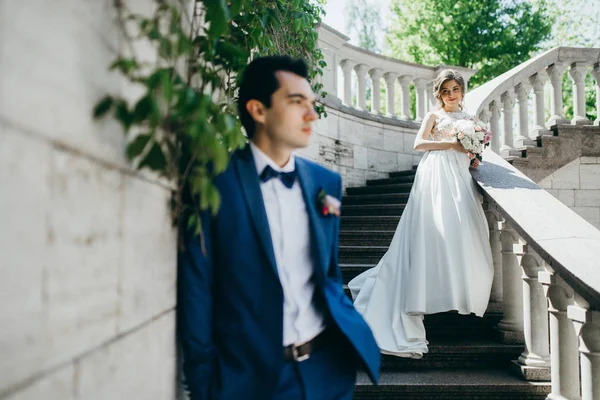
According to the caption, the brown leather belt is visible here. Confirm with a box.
[283,328,335,362]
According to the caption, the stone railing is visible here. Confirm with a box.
[317,23,476,121]
[474,149,600,399]
[465,47,600,155]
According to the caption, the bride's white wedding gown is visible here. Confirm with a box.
[348,110,494,358]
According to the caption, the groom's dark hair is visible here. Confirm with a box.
[237,55,310,139]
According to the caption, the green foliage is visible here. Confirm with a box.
[385,0,552,87]
[93,0,326,242]
[346,0,382,53]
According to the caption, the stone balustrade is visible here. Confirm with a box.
[317,24,476,121]
[466,48,600,156]
[473,149,600,398]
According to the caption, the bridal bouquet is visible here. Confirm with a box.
[450,119,492,163]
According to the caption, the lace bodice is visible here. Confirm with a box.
[430,110,474,142]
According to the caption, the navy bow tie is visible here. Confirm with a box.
[260,165,297,189]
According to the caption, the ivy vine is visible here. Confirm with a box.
[93,0,326,245]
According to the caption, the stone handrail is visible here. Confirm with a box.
[465,47,600,155]
[474,148,600,398]
[317,23,476,121]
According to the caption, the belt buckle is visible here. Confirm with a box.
[291,343,310,362]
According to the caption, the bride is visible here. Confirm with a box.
[348,70,494,358]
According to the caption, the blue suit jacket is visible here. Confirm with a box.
[178,145,380,399]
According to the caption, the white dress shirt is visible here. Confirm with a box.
[249,142,326,346]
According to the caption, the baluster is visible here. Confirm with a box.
[546,63,568,126]
[539,269,582,400]
[569,62,591,125]
[510,245,550,381]
[399,75,412,120]
[591,63,600,126]
[340,60,356,107]
[529,72,549,137]
[514,83,532,146]
[369,68,383,115]
[384,72,398,118]
[355,64,369,111]
[500,91,515,156]
[569,300,600,400]
[415,78,427,122]
[496,222,525,344]
[489,100,501,153]
[484,206,503,306]
[427,81,435,111]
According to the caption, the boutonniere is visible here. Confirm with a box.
[317,188,341,217]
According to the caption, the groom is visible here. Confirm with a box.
[178,55,380,400]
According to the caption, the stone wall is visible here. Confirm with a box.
[297,96,422,190]
[0,1,178,399]
[540,157,600,230]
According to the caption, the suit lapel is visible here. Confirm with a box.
[296,157,329,278]
[234,146,279,279]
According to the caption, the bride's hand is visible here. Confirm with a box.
[450,142,468,153]
[470,158,481,168]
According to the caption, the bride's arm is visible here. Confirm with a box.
[413,112,467,153]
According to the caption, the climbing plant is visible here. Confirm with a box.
[93,0,326,245]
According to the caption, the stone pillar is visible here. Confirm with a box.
[546,63,568,126]
[369,68,383,115]
[539,270,581,400]
[355,64,369,111]
[496,223,524,344]
[415,78,427,122]
[569,62,591,125]
[510,246,550,381]
[529,72,548,137]
[340,60,356,107]
[591,63,600,126]
[500,91,515,156]
[569,303,600,400]
[485,207,503,305]
[384,72,398,118]
[514,83,531,146]
[489,100,502,154]
[427,81,436,111]
[399,75,412,120]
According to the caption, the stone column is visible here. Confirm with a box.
[539,270,581,400]
[546,63,568,126]
[569,62,591,125]
[591,63,600,126]
[399,75,412,120]
[569,303,600,400]
[369,68,383,115]
[529,72,548,137]
[496,223,524,344]
[489,100,502,154]
[485,207,503,305]
[384,72,398,118]
[427,81,436,111]
[355,64,369,111]
[510,246,550,381]
[514,83,531,146]
[415,78,427,121]
[500,91,515,156]
[340,59,356,107]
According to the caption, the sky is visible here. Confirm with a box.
[322,0,391,49]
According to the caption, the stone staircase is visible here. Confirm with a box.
[339,167,551,399]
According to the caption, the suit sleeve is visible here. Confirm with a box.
[178,210,219,400]
[328,175,344,284]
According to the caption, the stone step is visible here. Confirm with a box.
[346,183,413,196]
[339,231,395,247]
[388,168,418,178]
[380,337,523,370]
[342,205,407,217]
[354,369,550,399]
[339,246,387,264]
[343,193,410,206]
[340,263,376,282]
[367,176,415,186]
[340,216,402,230]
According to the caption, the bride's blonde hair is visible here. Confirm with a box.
[433,70,466,110]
